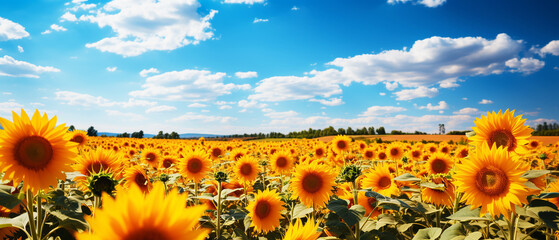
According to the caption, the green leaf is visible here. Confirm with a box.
[464,232,482,240]
[49,209,88,231]
[326,198,361,227]
[523,181,541,190]
[0,213,28,229]
[221,209,247,221]
[537,192,559,199]
[447,206,487,221]
[440,222,465,240]
[397,223,414,233]
[393,173,420,182]
[291,203,313,219]
[0,190,22,210]
[375,214,397,230]
[412,228,442,240]
[522,170,550,179]
[420,182,445,191]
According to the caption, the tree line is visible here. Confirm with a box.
[533,122,559,136]
[223,126,428,139]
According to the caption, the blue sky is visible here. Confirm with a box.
[1,0,558,134]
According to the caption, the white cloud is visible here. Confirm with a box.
[264,110,298,119]
[106,66,117,72]
[55,91,156,107]
[505,57,545,74]
[145,105,176,113]
[360,106,407,116]
[253,18,269,23]
[0,101,23,114]
[223,0,265,4]
[527,118,558,127]
[82,0,217,57]
[60,12,78,22]
[0,17,29,41]
[105,110,144,120]
[385,81,398,91]
[235,71,258,79]
[139,68,159,77]
[17,46,23,53]
[479,99,493,104]
[291,6,299,11]
[129,69,251,101]
[41,30,52,35]
[462,97,468,100]
[394,87,438,101]
[439,78,460,88]
[417,101,448,111]
[219,105,232,110]
[216,101,235,105]
[2,92,12,95]
[50,24,67,32]
[453,107,480,115]
[238,100,267,109]
[0,55,60,78]
[29,102,45,107]
[170,112,235,123]
[388,0,446,7]
[540,40,559,56]
[379,92,386,96]
[309,98,344,106]
[188,103,207,108]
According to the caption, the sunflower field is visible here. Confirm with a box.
[1,109,559,240]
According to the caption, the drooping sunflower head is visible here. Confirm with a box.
[331,135,352,154]
[290,161,337,208]
[142,149,161,169]
[454,142,530,219]
[179,149,211,183]
[0,109,78,193]
[361,163,400,197]
[426,153,454,175]
[234,155,261,183]
[469,109,533,154]
[283,218,321,240]
[270,151,293,175]
[68,129,89,148]
[421,177,455,207]
[77,182,209,240]
[247,189,285,233]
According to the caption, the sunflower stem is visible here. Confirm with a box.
[509,212,519,240]
[26,189,38,240]
[194,182,199,205]
[37,192,44,239]
[351,181,360,240]
[216,181,222,239]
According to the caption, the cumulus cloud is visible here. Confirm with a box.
[453,107,480,115]
[223,0,265,4]
[505,57,545,74]
[82,0,217,57]
[394,87,438,101]
[238,100,267,109]
[235,71,258,79]
[417,101,448,112]
[0,101,23,114]
[540,40,559,56]
[219,105,232,110]
[309,98,344,106]
[60,12,78,22]
[360,106,407,116]
[188,103,207,108]
[0,17,29,41]
[479,99,493,104]
[385,81,398,91]
[55,91,156,107]
[145,105,176,113]
[139,68,159,77]
[0,55,60,78]
[253,18,269,23]
[170,112,236,123]
[106,66,117,72]
[17,46,23,53]
[129,69,250,101]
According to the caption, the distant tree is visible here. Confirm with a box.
[139,130,144,138]
[376,126,386,135]
[338,128,346,135]
[391,130,403,135]
[368,127,376,135]
[170,132,180,139]
[346,127,355,135]
[68,125,75,132]
[154,131,164,139]
[117,132,130,138]
[87,126,98,136]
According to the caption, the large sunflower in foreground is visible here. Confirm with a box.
[247,189,285,233]
[290,161,336,208]
[469,109,532,154]
[361,163,400,197]
[77,182,209,240]
[179,149,211,183]
[283,218,321,240]
[0,109,77,193]
[454,143,530,218]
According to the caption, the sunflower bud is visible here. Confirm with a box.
[159,173,170,183]
[341,165,361,183]
[87,172,118,197]
[214,171,228,183]
[539,153,548,160]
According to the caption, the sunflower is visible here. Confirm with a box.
[209,145,223,160]
[123,165,152,193]
[331,135,352,154]
[357,191,382,218]
[469,109,532,154]
[247,189,285,233]
[290,161,336,208]
[547,180,559,208]
[76,182,209,240]
[283,218,321,240]
[387,143,404,160]
[377,151,388,161]
[68,129,89,148]
[426,153,454,174]
[0,109,77,193]
[454,143,530,218]
[74,148,121,175]
[313,143,327,159]
[179,149,211,183]
[361,163,400,197]
[408,147,422,161]
[363,147,375,160]
[142,149,161,169]
[455,146,469,159]
[234,155,261,183]
[270,151,293,175]
[229,149,246,161]
[421,177,455,207]
[160,156,177,169]
[528,140,541,150]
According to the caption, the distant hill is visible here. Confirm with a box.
[96,132,222,139]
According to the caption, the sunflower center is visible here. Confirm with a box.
[377,176,391,189]
[475,165,509,196]
[412,151,420,158]
[212,148,222,158]
[431,159,447,173]
[337,141,347,150]
[71,135,85,144]
[254,200,271,219]
[459,149,468,157]
[162,159,173,168]
[488,130,516,150]
[302,173,323,194]
[145,153,156,162]
[234,153,244,160]
[530,141,539,148]
[123,227,171,240]
[135,173,148,186]
[315,148,324,157]
[429,147,437,153]
[187,158,203,173]
[276,157,287,168]
[14,136,53,170]
[390,148,399,156]
[378,152,387,160]
[441,147,449,153]
[365,151,373,158]
[240,163,253,176]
